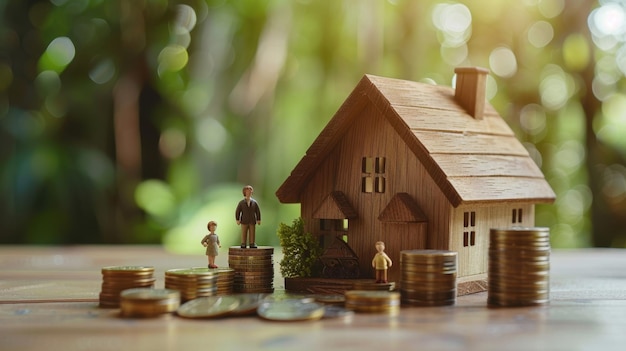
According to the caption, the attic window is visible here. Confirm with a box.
[362,157,386,193]
[463,211,476,247]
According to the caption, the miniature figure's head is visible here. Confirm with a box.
[242,185,254,197]
[207,221,217,231]
[375,241,385,253]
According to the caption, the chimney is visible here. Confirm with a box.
[454,67,489,120]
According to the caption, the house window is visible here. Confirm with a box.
[463,211,476,247]
[362,157,386,193]
[512,208,523,224]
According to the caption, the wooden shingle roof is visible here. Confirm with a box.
[276,74,556,207]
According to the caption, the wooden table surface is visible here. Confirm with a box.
[1,246,625,351]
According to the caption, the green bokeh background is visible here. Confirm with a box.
[2,0,626,252]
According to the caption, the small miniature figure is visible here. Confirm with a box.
[235,185,261,248]
[201,220,221,268]
[372,241,392,283]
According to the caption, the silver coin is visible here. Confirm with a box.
[257,300,325,321]
[322,305,355,319]
[176,295,240,318]
[230,293,269,316]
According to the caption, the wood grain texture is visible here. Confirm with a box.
[2,247,626,351]
[276,71,556,286]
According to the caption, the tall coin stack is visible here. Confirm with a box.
[344,290,400,314]
[99,266,155,308]
[164,268,218,302]
[228,247,274,293]
[400,250,457,306]
[488,227,550,307]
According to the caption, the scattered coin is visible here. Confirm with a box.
[230,293,269,316]
[257,299,325,321]
[176,295,241,318]
[119,288,180,318]
[322,305,355,319]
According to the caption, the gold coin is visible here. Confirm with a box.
[402,298,455,306]
[102,265,154,274]
[257,300,325,321]
[228,247,274,256]
[314,294,346,305]
[351,281,396,291]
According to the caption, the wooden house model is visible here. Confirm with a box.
[276,67,556,293]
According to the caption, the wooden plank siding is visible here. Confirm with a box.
[276,73,555,286]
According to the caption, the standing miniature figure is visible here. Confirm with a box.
[235,185,261,248]
[372,241,392,283]
[201,220,221,268]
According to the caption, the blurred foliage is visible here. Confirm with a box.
[277,217,322,278]
[1,0,626,249]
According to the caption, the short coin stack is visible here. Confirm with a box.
[344,290,401,314]
[488,227,550,307]
[400,250,457,306]
[99,266,155,308]
[164,268,218,302]
[211,267,235,295]
[120,288,180,318]
[228,247,274,293]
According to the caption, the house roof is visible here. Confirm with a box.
[313,191,358,219]
[378,193,428,223]
[276,74,556,207]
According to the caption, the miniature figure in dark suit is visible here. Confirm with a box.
[235,185,261,248]
[201,220,221,268]
[372,241,392,283]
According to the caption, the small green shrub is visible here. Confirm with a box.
[277,218,322,278]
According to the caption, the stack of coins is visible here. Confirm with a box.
[99,266,155,308]
[228,247,274,293]
[344,290,401,314]
[400,250,457,306]
[164,268,218,302]
[119,288,180,318]
[488,227,550,307]
[211,267,235,295]
[352,281,395,291]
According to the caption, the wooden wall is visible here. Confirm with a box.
[298,101,455,283]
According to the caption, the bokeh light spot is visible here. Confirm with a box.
[39,37,75,73]
[489,47,517,78]
[527,21,554,48]
[159,129,187,159]
[158,45,189,74]
[519,104,547,135]
[562,34,590,71]
[197,118,227,153]
[89,58,116,85]
[135,180,176,218]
